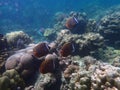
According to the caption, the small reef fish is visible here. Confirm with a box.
[60,42,75,57]
[65,16,79,29]
[39,54,58,74]
[33,42,50,57]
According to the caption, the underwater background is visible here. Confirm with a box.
[1,0,120,90]
[1,0,120,41]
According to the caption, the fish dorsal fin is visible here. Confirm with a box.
[73,17,79,24]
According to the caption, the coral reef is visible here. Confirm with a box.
[34,72,61,90]
[0,35,10,74]
[54,12,67,22]
[91,63,120,90]
[86,19,96,32]
[0,34,8,51]
[0,50,9,74]
[43,28,56,41]
[61,56,120,90]
[4,44,45,81]
[5,31,32,49]
[0,69,25,90]
[112,56,120,67]
[1,9,120,90]
[56,31,104,56]
[5,52,41,81]
[97,11,120,48]
[53,11,96,35]
[62,70,91,90]
[92,46,120,62]
[63,64,79,80]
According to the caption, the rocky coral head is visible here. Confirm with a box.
[5,31,32,49]
[17,38,25,49]
[33,42,50,57]
[39,54,59,74]
[5,53,23,70]
[59,29,71,36]
[20,53,34,69]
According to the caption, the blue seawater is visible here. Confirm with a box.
[0,0,120,40]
